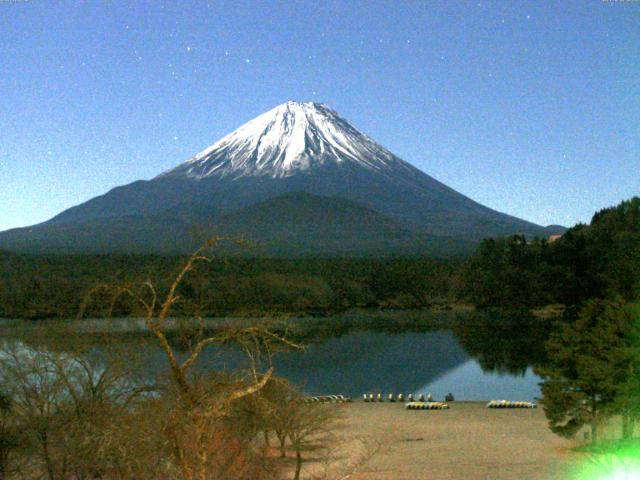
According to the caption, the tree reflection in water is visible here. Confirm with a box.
[451,310,555,376]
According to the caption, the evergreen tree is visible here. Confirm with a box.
[538,297,635,442]
[613,302,640,439]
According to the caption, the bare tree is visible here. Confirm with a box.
[0,390,19,480]
[287,402,338,480]
[0,340,150,480]
[254,377,301,458]
[247,377,340,480]
[80,237,303,480]
[1,238,309,479]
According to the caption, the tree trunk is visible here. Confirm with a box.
[0,444,11,480]
[39,429,56,480]
[623,413,631,439]
[171,431,193,480]
[623,414,636,439]
[279,436,287,458]
[591,399,598,444]
[263,430,271,447]
[293,450,302,480]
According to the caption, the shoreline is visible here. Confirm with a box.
[0,304,559,338]
[296,401,578,480]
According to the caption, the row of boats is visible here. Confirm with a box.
[363,393,436,403]
[302,395,537,409]
[405,401,450,410]
[303,395,352,403]
[486,400,537,409]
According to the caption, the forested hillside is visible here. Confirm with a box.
[458,197,640,308]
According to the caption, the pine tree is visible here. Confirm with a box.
[613,302,640,439]
[538,297,636,442]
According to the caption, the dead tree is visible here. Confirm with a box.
[79,237,302,480]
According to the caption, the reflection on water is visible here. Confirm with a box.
[265,329,543,400]
[2,311,553,401]
[417,361,541,401]
[451,312,553,376]
[268,330,469,397]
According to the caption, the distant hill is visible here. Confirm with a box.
[209,192,478,257]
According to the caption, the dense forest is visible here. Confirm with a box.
[0,254,457,319]
[460,196,640,309]
[455,197,640,446]
[0,197,637,320]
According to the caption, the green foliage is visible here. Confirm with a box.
[459,235,559,308]
[459,197,640,308]
[537,297,637,441]
[613,302,640,438]
[0,254,458,319]
[2,197,637,318]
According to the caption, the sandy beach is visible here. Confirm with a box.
[295,401,579,480]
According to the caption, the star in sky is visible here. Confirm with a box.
[0,0,636,232]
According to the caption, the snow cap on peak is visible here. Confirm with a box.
[160,101,405,180]
[282,100,326,108]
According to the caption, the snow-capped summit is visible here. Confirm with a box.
[160,101,405,180]
[0,101,563,256]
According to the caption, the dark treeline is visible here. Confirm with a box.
[457,197,640,446]
[0,254,458,319]
[459,197,640,309]
[2,197,638,320]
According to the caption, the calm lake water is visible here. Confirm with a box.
[193,330,543,401]
[1,312,550,402]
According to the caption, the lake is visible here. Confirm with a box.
[187,328,544,401]
[1,311,551,401]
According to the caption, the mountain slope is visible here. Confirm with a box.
[0,192,474,256]
[210,192,474,257]
[0,101,561,256]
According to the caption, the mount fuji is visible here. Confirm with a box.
[0,101,563,256]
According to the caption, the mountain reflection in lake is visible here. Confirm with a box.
[268,329,543,400]
[2,312,552,401]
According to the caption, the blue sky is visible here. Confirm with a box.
[1,0,638,231]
